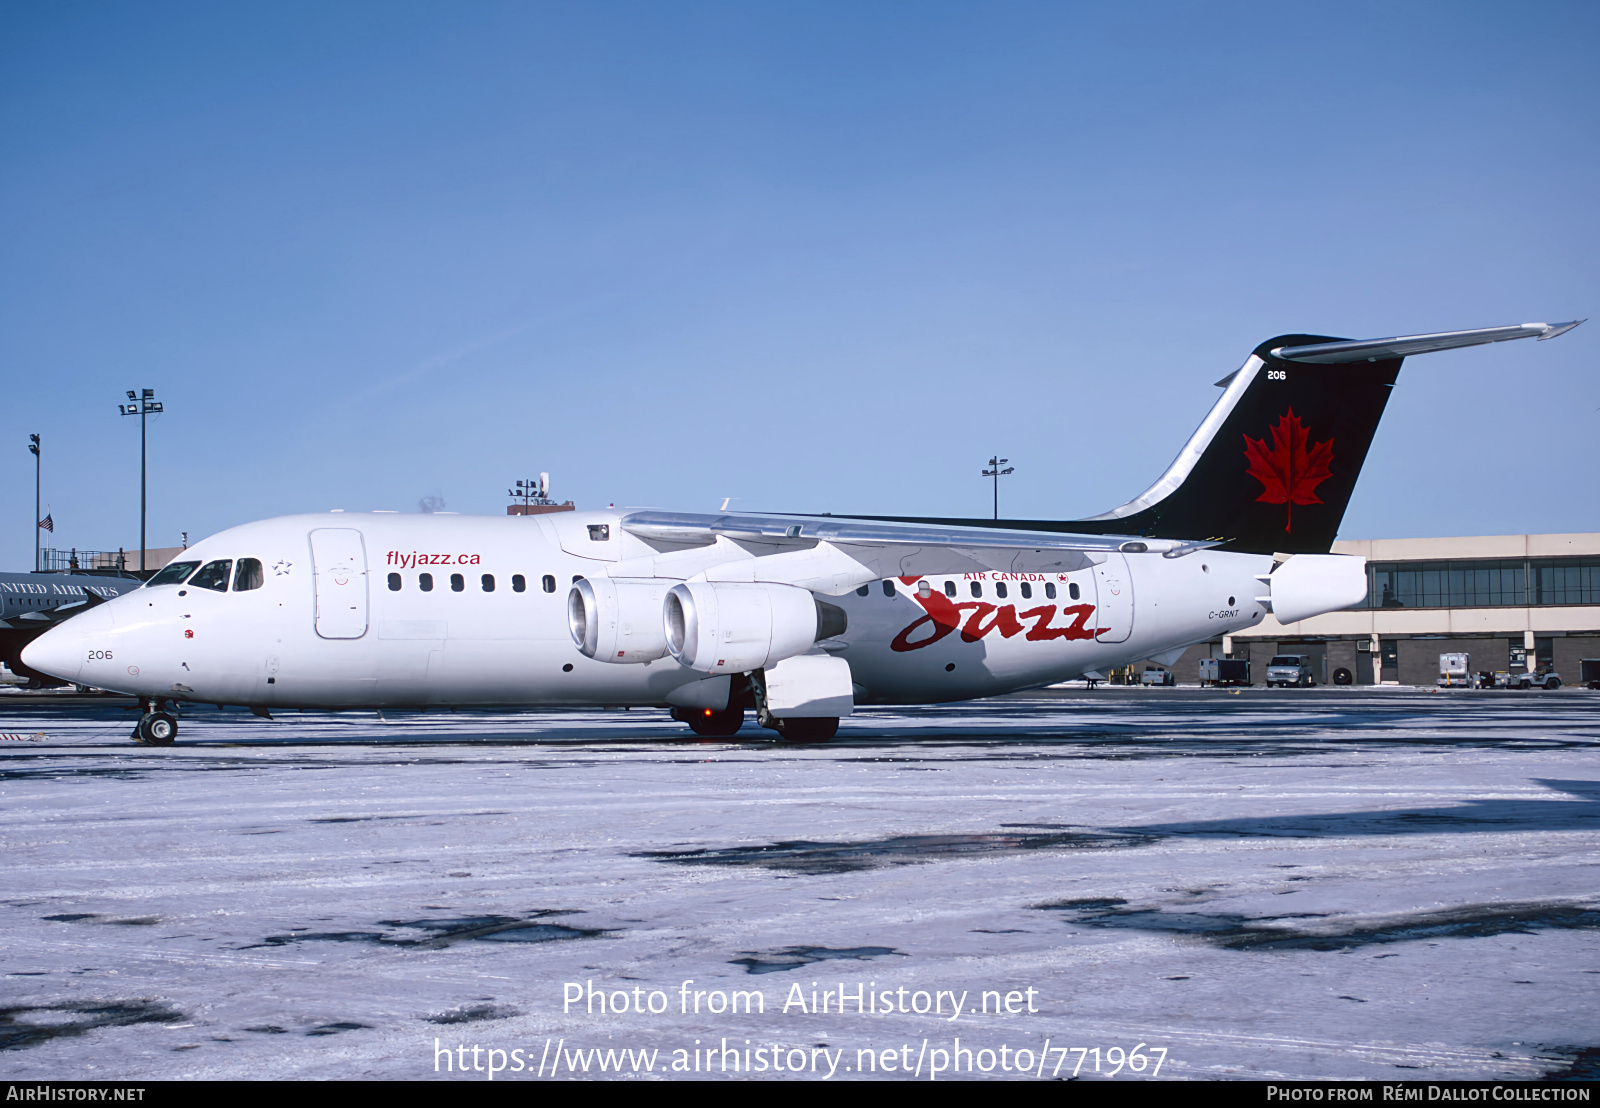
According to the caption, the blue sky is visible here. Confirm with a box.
[3,1,1596,567]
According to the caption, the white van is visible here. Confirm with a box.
[1266,655,1316,688]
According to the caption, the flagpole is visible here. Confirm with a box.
[28,434,40,573]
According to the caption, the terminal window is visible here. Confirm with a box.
[1534,557,1600,605]
[1368,559,1525,608]
[1369,556,1600,608]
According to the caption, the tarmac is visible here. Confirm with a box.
[2,686,1596,1080]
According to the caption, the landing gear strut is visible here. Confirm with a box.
[132,699,178,746]
[749,668,839,742]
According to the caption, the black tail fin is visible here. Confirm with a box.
[846,321,1581,554]
[1068,333,1400,554]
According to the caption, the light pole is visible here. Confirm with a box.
[508,474,552,511]
[982,455,1014,520]
[28,434,40,572]
[118,389,165,573]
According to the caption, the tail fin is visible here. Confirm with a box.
[848,321,1582,554]
[1075,332,1397,554]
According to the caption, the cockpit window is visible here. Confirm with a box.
[189,560,233,592]
[234,558,264,592]
[146,561,200,588]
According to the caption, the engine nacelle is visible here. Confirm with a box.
[568,578,673,663]
[1266,554,1369,626]
[664,581,835,675]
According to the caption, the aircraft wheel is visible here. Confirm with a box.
[774,717,838,743]
[686,707,744,737]
[1333,668,1353,685]
[137,712,177,746]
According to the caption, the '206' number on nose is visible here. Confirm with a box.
[87,650,113,660]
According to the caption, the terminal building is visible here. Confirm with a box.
[1165,533,1600,686]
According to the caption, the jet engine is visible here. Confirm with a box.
[568,578,674,663]
[663,581,846,675]
[1258,554,1369,626]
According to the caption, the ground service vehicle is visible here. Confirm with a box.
[1199,658,1251,686]
[1513,669,1563,690]
[1438,653,1473,688]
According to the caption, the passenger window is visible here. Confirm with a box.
[482,574,495,592]
[1069,583,1081,600]
[147,561,200,588]
[856,584,869,597]
[234,558,264,592]
[419,573,434,592]
[882,580,895,597]
[512,574,526,593]
[996,582,1008,599]
[1045,582,1057,600]
[450,573,464,592]
[573,575,584,583]
[189,560,232,592]
[387,572,402,592]
[1020,582,1032,599]
[970,581,982,598]
[587,524,610,541]
[943,581,956,597]
[542,574,556,594]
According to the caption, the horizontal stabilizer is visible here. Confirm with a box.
[1272,321,1583,364]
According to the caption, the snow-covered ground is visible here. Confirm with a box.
[2,689,1597,1081]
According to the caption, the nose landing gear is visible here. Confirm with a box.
[132,699,178,746]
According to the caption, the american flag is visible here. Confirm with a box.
[38,513,53,533]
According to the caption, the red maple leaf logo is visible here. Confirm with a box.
[1243,408,1334,533]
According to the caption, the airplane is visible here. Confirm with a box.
[20,320,1583,746]
[0,570,142,688]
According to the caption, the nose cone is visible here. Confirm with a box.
[20,605,116,684]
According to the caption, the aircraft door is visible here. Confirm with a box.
[1092,554,1133,643]
[310,528,369,639]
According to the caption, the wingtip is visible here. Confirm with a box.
[1536,319,1585,340]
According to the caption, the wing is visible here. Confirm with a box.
[610,509,1211,594]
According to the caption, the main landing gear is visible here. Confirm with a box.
[674,706,746,737]
[672,672,840,742]
[132,699,178,746]
[669,705,840,742]
[763,716,839,743]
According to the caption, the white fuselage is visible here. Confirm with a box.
[26,511,1275,709]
